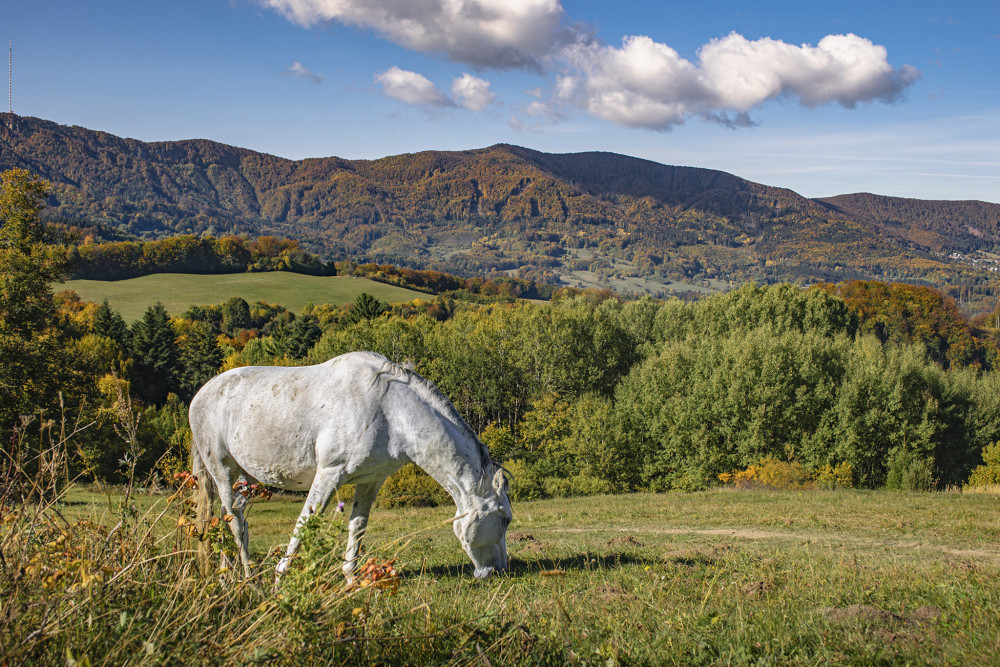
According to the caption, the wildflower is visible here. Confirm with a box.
[335,502,346,513]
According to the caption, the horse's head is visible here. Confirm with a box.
[454,467,511,578]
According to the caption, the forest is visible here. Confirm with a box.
[5,115,1000,311]
[3,168,1000,505]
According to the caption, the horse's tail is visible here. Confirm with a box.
[191,441,214,576]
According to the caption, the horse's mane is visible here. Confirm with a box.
[361,353,495,475]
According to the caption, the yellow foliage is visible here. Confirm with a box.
[966,442,1000,489]
[719,457,853,491]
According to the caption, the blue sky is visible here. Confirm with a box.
[6,0,999,202]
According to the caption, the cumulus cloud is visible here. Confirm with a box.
[261,0,919,129]
[558,33,921,130]
[262,0,571,69]
[282,61,324,84]
[451,73,495,111]
[375,67,453,107]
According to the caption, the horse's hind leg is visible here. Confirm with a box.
[342,478,386,582]
[216,477,253,577]
[275,466,344,579]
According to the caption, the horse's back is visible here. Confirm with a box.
[189,353,397,489]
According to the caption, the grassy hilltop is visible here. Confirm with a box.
[62,273,429,321]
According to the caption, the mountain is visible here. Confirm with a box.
[2,113,998,305]
[816,193,1000,253]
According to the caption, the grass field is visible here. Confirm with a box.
[7,486,1000,665]
[60,273,430,321]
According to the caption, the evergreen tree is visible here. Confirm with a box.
[346,292,387,324]
[221,296,251,334]
[130,303,181,405]
[284,316,322,359]
[178,320,222,400]
[93,298,130,349]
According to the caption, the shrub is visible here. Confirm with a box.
[718,458,854,491]
[503,459,545,502]
[376,464,450,508]
[813,461,854,489]
[542,474,611,498]
[966,442,1000,488]
[885,448,936,491]
[718,457,814,490]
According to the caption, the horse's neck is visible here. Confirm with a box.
[386,382,492,510]
[407,437,491,512]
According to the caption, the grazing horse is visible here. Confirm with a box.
[189,351,511,580]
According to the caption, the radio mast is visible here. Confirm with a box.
[8,40,11,113]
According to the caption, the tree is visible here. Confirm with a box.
[346,293,387,324]
[283,316,322,359]
[129,303,181,405]
[0,169,72,437]
[177,320,222,400]
[93,298,130,349]
[221,296,251,335]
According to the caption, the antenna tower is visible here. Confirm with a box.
[8,39,11,113]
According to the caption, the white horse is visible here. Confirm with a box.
[189,351,511,580]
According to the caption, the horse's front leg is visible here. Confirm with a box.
[343,479,385,583]
[275,466,344,580]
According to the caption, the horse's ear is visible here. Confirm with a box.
[492,468,506,496]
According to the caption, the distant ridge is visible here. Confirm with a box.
[1,114,998,305]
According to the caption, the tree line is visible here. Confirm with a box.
[3,168,999,501]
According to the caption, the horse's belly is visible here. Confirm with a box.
[227,419,320,491]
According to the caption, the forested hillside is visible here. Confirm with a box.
[4,167,1000,501]
[2,114,999,310]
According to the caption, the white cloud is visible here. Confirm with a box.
[559,32,921,130]
[263,1,919,129]
[282,61,323,84]
[263,0,570,69]
[451,73,495,111]
[374,66,453,107]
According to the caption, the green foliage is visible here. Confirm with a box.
[0,169,78,440]
[176,320,222,400]
[376,464,450,508]
[885,447,937,491]
[220,296,251,334]
[92,298,130,349]
[129,303,181,405]
[346,292,387,324]
[966,442,1000,488]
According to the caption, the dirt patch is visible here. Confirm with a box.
[821,603,942,628]
[605,535,644,548]
[508,532,535,543]
[822,604,904,624]
[594,582,633,602]
[910,605,942,623]
[525,541,547,553]
[741,580,772,598]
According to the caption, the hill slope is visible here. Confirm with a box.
[2,113,999,303]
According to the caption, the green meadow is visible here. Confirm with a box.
[6,486,1000,665]
[61,273,430,321]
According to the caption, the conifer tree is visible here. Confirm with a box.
[178,320,222,400]
[129,303,181,405]
[93,298,130,349]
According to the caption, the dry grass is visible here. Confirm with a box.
[4,481,1000,665]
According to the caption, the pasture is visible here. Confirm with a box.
[5,486,1000,665]
[61,273,430,321]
